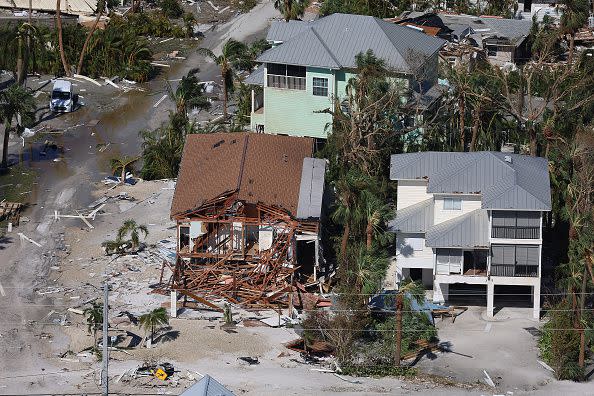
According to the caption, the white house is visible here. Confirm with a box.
[387,152,551,320]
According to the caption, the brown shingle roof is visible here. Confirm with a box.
[171,132,314,217]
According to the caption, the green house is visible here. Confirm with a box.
[245,13,445,140]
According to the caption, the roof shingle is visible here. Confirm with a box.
[171,133,314,217]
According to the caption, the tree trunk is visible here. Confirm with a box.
[458,95,465,151]
[121,165,126,185]
[56,0,71,77]
[222,69,228,118]
[395,293,403,367]
[2,127,11,169]
[16,32,25,85]
[568,34,575,66]
[578,266,587,368]
[366,221,373,250]
[340,222,350,267]
[528,125,537,157]
[469,109,480,152]
[77,1,104,75]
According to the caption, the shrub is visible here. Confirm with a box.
[159,0,184,18]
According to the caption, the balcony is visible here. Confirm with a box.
[491,226,540,239]
[490,264,538,277]
[267,74,306,90]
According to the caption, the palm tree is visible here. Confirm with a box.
[56,0,71,77]
[274,0,307,22]
[560,0,589,65]
[84,302,103,352]
[16,23,36,85]
[331,169,366,266]
[0,84,36,169]
[394,280,426,366]
[117,219,149,251]
[362,190,393,250]
[77,0,105,75]
[183,12,197,38]
[197,40,248,118]
[110,155,139,184]
[139,307,169,345]
[167,70,211,117]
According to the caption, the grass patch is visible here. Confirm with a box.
[0,163,37,203]
[340,365,417,377]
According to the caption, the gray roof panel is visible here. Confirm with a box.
[244,66,264,86]
[258,27,341,69]
[258,13,445,73]
[390,152,551,210]
[181,375,235,396]
[426,209,490,248]
[296,157,326,219]
[388,198,434,233]
[266,20,313,42]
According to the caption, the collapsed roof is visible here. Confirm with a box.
[171,133,325,219]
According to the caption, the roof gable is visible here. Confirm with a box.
[426,209,490,248]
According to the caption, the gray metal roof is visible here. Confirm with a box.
[244,66,264,86]
[181,375,235,396]
[437,13,532,45]
[258,13,445,73]
[388,198,434,233]
[390,152,551,211]
[426,209,490,248]
[296,158,326,220]
[266,20,313,42]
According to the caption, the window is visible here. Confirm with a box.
[486,45,497,56]
[266,63,306,90]
[491,244,539,277]
[492,211,540,239]
[312,77,328,96]
[436,248,462,275]
[443,197,462,210]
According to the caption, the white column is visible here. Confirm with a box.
[170,290,178,318]
[487,281,494,318]
[533,283,541,320]
[433,281,448,303]
[314,237,319,281]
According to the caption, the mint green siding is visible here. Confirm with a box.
[263,67,334,139]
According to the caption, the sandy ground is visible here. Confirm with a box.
[1,2,594,395]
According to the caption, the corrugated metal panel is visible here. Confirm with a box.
[388,197,434,233]
[258,27,341,69]
[244,66,264,86]
[296,157,326,219]
[0,0,96,15]
[258,13,445,73]
[426,209,489,248]
[181,374,235,396]
[266,20,312,42]
[389,152,551,211]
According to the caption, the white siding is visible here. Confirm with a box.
[433,195,482,225]
[396,180,431,210]
[395,233,433,269]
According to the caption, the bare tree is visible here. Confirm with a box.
[56,0,71,77]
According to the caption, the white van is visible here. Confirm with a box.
[50,79,76,112]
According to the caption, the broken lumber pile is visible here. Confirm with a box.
[0,201,23,224]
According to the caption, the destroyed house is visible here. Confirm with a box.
[397,12,532,66]
[165,133,327,309]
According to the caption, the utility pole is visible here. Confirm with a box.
[101,282,109,395]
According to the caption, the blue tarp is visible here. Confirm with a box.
[368,290,448,324]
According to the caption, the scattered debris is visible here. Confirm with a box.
[483,369,496,388]
[238,356,259,365]
[153,94,168,108]
[17,232,42,247]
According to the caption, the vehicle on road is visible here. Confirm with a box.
[50,79,76,113]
